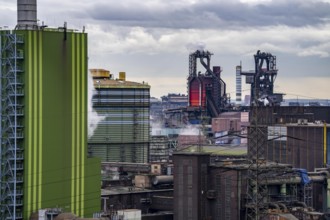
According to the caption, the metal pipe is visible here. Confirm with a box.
[259,177,300,185]
[278,203,287,211]
[259,175,326,185]
[308,171,329,176]
[280,184,286,196]
[199,80,202,106]
[324,122,327,166]
[200,58,216,78]
[293,201,307,208]
[152,175,173,185]
[268,203,280,210]
[327,177,330,211]
[237,171,241,220]
[314,168,329,172]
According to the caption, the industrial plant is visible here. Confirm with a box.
[1,1,330,220]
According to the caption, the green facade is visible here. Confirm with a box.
[0,29,100,219]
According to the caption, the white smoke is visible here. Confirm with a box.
[186,42,206,53]
[151,121,164,135]
[88,71,105,137]
[179,124,200,135]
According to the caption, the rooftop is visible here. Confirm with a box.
[101,186,172,196]
[175,145,247,156]
[93,78,150,89]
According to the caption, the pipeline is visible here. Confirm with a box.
[258,175,327,186]
[268,203,280,210]
[278,203,287,211]
[293,201,307,208]
[152,175,173,186]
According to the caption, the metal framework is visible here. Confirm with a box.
[0,32,24,219]
[188,50,227,116]
[301,183,313,207]
[245,68,272,219]
[241,50,283,106]
[244,64,314,219]
[245,163,269,220]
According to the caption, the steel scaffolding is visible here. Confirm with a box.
[0,32,24,219]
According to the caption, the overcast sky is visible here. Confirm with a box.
[1,0,330,100]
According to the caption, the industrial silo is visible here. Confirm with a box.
[88,69,150,163]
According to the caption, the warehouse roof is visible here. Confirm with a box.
[176,145,247,156]
[93,78,150,89]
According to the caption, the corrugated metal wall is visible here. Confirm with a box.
[251,106,330,125]
[13,29,100,218]
[287,126,324,171]
[208,169,241,220]
[267,125,325,171]
[173,153,210,220]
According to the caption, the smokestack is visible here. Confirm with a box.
[17,0,37,30]
[236,64,242,102]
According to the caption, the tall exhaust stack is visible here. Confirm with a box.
[236,64,242,103]
[17,0,37,30]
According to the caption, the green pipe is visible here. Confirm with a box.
[280,184,286,196]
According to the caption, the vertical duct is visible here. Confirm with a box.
[324,122,327,166]
[17,0,37,30]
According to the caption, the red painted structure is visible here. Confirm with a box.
[187,50,226,117]
[188,75,214,107]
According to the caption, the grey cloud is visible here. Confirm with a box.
[87,0,330,29]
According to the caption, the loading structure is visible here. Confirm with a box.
[187,50,227,118]
[241,50,283,106]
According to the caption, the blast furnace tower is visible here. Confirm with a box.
[187,50,227,117]
[241,50,283,106]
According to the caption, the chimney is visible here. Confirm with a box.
[17,0,37,30]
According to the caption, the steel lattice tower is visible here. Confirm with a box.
[245,54,270,219]
[245,107,269,220]
[0,32,24,219]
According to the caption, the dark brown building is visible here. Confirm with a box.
[248,106,330,172]
[266,124,330,171]
[173,152,328,220]
[173,152,210,220]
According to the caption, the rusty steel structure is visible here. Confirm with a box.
[187,50,227,117]
[241,50,283,106]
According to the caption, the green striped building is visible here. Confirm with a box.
[88,70,150,163]
[0,28,100,219]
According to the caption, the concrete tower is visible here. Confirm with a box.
[16,0,38,30]
[0,1,100,219]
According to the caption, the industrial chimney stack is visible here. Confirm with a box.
[16,0,37,29]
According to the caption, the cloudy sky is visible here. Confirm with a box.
[1,0,330,100]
